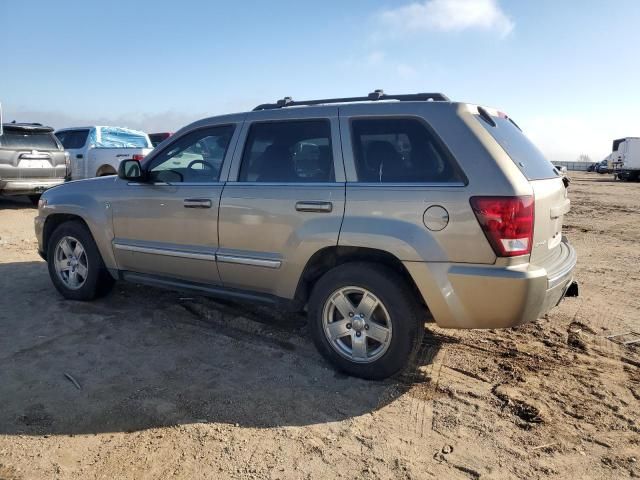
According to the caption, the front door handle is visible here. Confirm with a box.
[184,198,212,209]
[295,201,333,213]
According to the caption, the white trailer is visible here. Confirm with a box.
[608,137,640,181]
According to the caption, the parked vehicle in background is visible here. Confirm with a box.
[0,122,68,204]
[596,159,610,174]
[36,91,577,379]
[608,137,640,181]
[55,126,153,180]
[587,162,598,172]
[149,132,172,147]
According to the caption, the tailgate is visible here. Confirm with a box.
[529,177,570,265]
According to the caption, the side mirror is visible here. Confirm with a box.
[118,159,145,181]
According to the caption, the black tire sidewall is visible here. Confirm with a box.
[309,262,423,380]
[47,221,107,301]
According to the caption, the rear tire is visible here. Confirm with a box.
[28,195,41,206]
[47,220,115,300]
[308,262,425,380]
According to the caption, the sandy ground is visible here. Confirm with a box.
[0,171,638,480]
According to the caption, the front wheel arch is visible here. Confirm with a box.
[43,214,91,259]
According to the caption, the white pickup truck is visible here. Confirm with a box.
[55,126,153,180]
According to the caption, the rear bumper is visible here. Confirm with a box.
[0,178,65,196]
[404,239,577,329]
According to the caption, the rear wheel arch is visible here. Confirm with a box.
[96,164,117,177]
[295,246,428,313]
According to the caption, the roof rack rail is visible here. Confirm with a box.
[252,89,450,111]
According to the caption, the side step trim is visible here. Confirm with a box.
[120,271,295,308]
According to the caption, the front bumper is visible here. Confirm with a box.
[404,239,577,329]
[0,178,65,196]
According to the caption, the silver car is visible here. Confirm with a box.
[0,123,67,203]
[35,91,577,379]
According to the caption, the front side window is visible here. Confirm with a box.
[351,118,464,183]
[147,125,234,183]
[239,120,334,182]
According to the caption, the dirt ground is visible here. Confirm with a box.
[0,171,638,480]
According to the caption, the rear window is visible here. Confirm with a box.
[55,129,89,149]
[477,114,557,180]
[0,131,59,150]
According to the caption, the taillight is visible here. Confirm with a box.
[132,154,145,161]
[470,196,534,257]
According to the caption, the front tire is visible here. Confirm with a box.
[47,221,115,300]
[308,263,425,380]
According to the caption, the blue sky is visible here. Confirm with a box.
[1,0,639,161]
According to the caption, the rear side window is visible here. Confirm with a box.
[239,120,334,183]
[0,131,59,150]
[477,115,557,180]
[350,118,464,183]
[55,130,89,149]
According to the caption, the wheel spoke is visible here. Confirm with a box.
[76,264,88,279]
[366,321,390,344]
[330,291,355,320]
[356,292,378,321]
[326,319,351,340]
[60,239,73,258]
[68,271,79,287]
[73,242,84,258]
[351,334,368,360]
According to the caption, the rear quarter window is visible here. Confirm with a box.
[477,114,557,181]
[350,117,465,184]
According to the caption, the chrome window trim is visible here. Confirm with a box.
[126,182,225,187]
[113,243,216,261]
[216,254,281,269]
[226,182,343,187]
[346,182,466,188]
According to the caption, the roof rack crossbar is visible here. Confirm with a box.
[252,90,450,111]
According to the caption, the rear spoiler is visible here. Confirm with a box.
[2,123,54,134]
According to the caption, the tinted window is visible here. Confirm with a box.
[239,120,334,182]
[55,130,89,149]
[351,118,464,183]
[147,126,234,183]
[149,133,171,147]
[477,115,557,180]
[0,131,59,150]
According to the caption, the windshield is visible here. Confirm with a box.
[0,131,59,150]
[477,114,558,181]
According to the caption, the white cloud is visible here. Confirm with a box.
[378,0,514,37]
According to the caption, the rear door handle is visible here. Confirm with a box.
[295,201,333,213]
[184,198,212,209]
